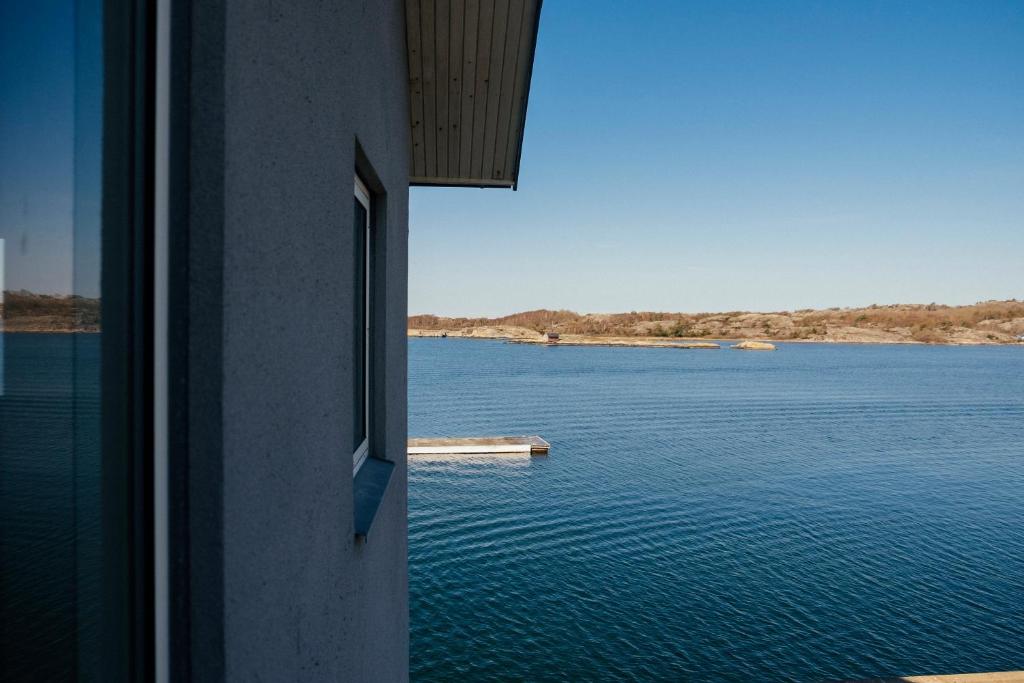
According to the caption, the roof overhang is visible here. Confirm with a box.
[405,0,542,190]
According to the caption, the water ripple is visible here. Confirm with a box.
[409,340,1024,682]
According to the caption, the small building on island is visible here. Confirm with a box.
[546,332,561,343]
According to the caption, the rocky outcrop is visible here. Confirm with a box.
[731,341,776,351]
[409,301,1024,345]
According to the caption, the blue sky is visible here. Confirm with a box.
[0,1,102,298]
[410,0,1024,316]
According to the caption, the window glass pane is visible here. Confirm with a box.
[352,197,367,455]
[0,0,105,678]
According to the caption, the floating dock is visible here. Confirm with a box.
[407,436,550,455]
[837,673,1024,683]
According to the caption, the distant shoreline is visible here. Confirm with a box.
[408,329,1023,348]
[2,291,101,334]
[2,328,100,334]
[409,301,1024,347]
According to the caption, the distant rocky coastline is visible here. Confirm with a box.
[409,301,1024,347]
[1,291,101,333]
[731,341,777,351]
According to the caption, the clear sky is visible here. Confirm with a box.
[0,1,102,298]
[410,0,1024,317]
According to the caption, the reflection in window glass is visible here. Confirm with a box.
[352,193,368,464]
[0,0,104,678]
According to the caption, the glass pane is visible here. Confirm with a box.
[0,0,105,678]
[352,197,367,455]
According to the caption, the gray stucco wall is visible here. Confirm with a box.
[186,1,410,680]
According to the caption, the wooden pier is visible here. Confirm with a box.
[836,672,1024,683]
[407,436,550,455]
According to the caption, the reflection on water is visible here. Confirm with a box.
[409,453,535,469]
[0,333,101,678]
[409,338,1024,682]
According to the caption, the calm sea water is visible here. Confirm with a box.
[408,338,1024,682]
[0,333,101,678]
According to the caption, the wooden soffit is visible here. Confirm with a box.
[406,0,542,189]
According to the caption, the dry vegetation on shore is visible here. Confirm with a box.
[1,291,101,332]
[5,290,1021,344]
[409,301,1024,345]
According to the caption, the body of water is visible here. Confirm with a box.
[0,333,101,678]
[408,338,1024,682]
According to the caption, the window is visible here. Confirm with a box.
[352,176,372,472]
[0,0,152,678]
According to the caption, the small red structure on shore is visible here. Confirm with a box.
[545,332,560,344]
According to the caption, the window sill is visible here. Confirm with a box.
[353,456,395,541]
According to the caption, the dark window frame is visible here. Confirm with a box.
[353,175,373,473]
[101,0,156,678]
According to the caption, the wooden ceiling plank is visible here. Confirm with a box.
[410,176,514,187]
[447,0,465,179]
[503,0,538,187]
[469,0,496,180]
[420,0,438,179]
[407,0,541,187]
[468,0,495,180]
[458,0,480,177]
[480,0,510,182]
[435,0,450,178]
[406,0,426,176]
[490,0,526,182]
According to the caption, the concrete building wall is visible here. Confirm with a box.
[186,1,410,680]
